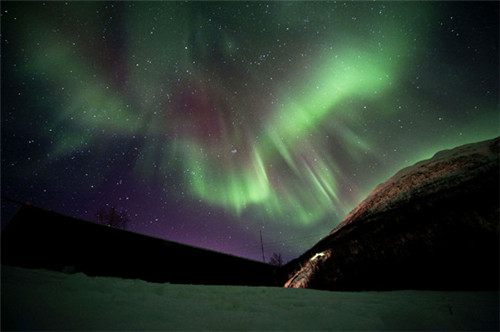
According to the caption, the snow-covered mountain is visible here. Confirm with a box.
[284,137,499,290]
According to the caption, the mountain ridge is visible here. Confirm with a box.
[282,137,499,290]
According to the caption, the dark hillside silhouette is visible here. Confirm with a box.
[2,205,277,286]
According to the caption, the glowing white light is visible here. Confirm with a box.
[310,252,326,261]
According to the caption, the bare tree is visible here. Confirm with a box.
[94,206,130,229]
[269,252,284,267]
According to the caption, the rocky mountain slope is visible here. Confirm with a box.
[283,137,499,291]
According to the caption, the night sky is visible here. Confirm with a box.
[2,1,498,263]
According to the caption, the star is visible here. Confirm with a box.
[1,1,498,262]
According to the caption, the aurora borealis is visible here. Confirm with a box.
[2,2,498,262]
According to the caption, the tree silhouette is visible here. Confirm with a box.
[269,252,284,267]
[94,206,130,229]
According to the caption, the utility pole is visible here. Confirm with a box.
[260,229,265,263]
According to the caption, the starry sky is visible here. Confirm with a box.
[2,1,498,263]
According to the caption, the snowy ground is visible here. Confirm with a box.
[2,265,498,331]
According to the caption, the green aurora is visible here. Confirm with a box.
[2,1,498,258]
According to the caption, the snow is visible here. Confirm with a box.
[333,137,499,234]
[2,265,498,330]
